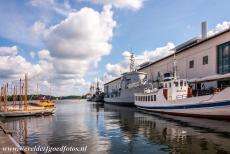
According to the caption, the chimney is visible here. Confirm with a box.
[201,21,208,39]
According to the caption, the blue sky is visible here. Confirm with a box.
[0,0,229,96]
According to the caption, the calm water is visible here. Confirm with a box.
[1,100,230,154]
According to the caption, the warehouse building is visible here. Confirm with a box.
[104,22,230,94]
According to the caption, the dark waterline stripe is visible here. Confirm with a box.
[136,101,230,110]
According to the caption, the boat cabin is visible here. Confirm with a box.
[121,71,147,89]
[162,79,188,100]
[135,78,189,103]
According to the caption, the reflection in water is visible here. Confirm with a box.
[1,100,230,154]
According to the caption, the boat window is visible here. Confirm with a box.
[174,81,178,87]
[169,83,171,87]
[145,96,148,102]
[154,95,156,101]
[165,83,167,88]
[140,96,142,101]
[151,95,153,101]
[148,96,151,101]
[180,81,183,87]
[184,81,187,86]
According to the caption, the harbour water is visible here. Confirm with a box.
[1,100,230,154]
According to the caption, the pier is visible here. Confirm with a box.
[0,74,55,118]
[0,122,36,154]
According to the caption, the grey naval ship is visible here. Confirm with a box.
[104,53,147,106]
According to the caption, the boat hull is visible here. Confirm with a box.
[136,101,230,120]
[104,86,145,106]
[104,98,134,106]
[0,109,55,118]
[135,87,230,120]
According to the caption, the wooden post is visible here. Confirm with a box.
[12,85,16,109]
[24,74,28,111]
[4,84,8,112]
[22,83,24,105]
[12,85,14,109]
[20,79,22,110]
[15,85,17,109]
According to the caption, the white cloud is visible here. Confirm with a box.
[208,21,230,36]
[30,21,46,41]
[1,5,116,96]
[21,5,116,95]
[104,43,175,82]
[29,0,75,16]
[0,54,42,80]
[44,5,116,80]
[84,0,144,10]
[29,51,36,58]
[141,42,175,62]
[0,46,18,56]
[38,49,53,60]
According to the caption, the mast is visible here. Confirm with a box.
[14,85,17,109]
[24,74,28,111]
[4,84,8,112]
[96,78,100,92]
[19,78,22,109]
[130,53,135,72]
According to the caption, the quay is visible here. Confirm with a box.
[0,122,36,154]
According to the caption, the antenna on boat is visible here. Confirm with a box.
[130,52,135,72]
[173,50,177,80]
[123,48,143,72]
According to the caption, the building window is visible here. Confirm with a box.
[217,41,230,74]
[189,60,194,68]
[203,56,208,65]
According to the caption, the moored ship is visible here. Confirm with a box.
[104,53,147,106]
[134,55,230,119]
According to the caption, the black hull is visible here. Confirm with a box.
[104,101,134,107]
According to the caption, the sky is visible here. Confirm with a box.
[0,0,229,96]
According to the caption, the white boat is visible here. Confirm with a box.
[104,53,147,106]
[135,77,230,119]
[134,55,230,120]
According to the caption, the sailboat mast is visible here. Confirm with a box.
[24,74,28,111]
